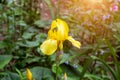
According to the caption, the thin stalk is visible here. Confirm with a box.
[7,14,10,36]
[13,0,16,41]
[98,59,117,80]
[56,0,60,18]
[20,0,23,37]
[91,55,117,80]
[44,0,55,19]
[105,39,120,80]
[80,57,93,80]
[56,49,63,80]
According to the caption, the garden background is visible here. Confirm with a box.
[0,0,120,80]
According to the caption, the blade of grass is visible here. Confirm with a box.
[15,68,23,80]
[56,0,60,18]
[79,57,93,80]
[105,39,120,79]
[91,55,118,80]
[44,0,55,19]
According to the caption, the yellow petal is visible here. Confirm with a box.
[67,36,81,48]
[59,41,63,50]
[56,19,69,40]
[48,29,57,39]
[63,72,67,80]
[48,18,69,41]
[50,19,69,32]
[26,68,32,80]
[40,39,57,55]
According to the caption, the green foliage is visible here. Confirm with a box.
[34,20,51,28]
[0,72,20,80]
[0,0,120,80]
[24,67,54,80]
[0,55,12,69]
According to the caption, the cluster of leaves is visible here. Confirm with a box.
[0,0,120,80]
[0,0,53,80]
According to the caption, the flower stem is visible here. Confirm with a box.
[56,49,63,80]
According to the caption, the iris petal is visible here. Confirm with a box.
[40,39,57,55]
[48,19,69,41]
[56,19,69,40]
[67,36,81,48]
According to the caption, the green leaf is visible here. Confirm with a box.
[35,33,47,43]
[84,74,103,80]
[14,8,24,15]
[34,20,50,28]
[0,41,7,49]
[0,55,12,69]
[61,64,80,80]
[22,32,35,39]
[91,55,117,80]
[23,67,54,80]
[6,0,14,5]
[113,35,120,42]
[25,41,39,47]
[15,68,23,80]
[17,40,39,47]
[1,72,20,80]
[16,20,27,27]
[60,54,70,64]
[105,39,120,80]
[52,64,62,75]
[25,57,40,64]
[80,57,93,80]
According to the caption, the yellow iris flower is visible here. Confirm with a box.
[26,68,33,80]
[40,19,81,55]
[63,72,67,80]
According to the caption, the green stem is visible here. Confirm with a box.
[44,0,55,19]
[7,15,9,35]
[56,50,63,80]
[56,0,60,18]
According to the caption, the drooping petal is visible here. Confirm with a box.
[40,39,57,55]
[26,68,32,80]
[67,36,81,48]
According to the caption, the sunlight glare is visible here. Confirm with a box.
[90,0,103,3]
